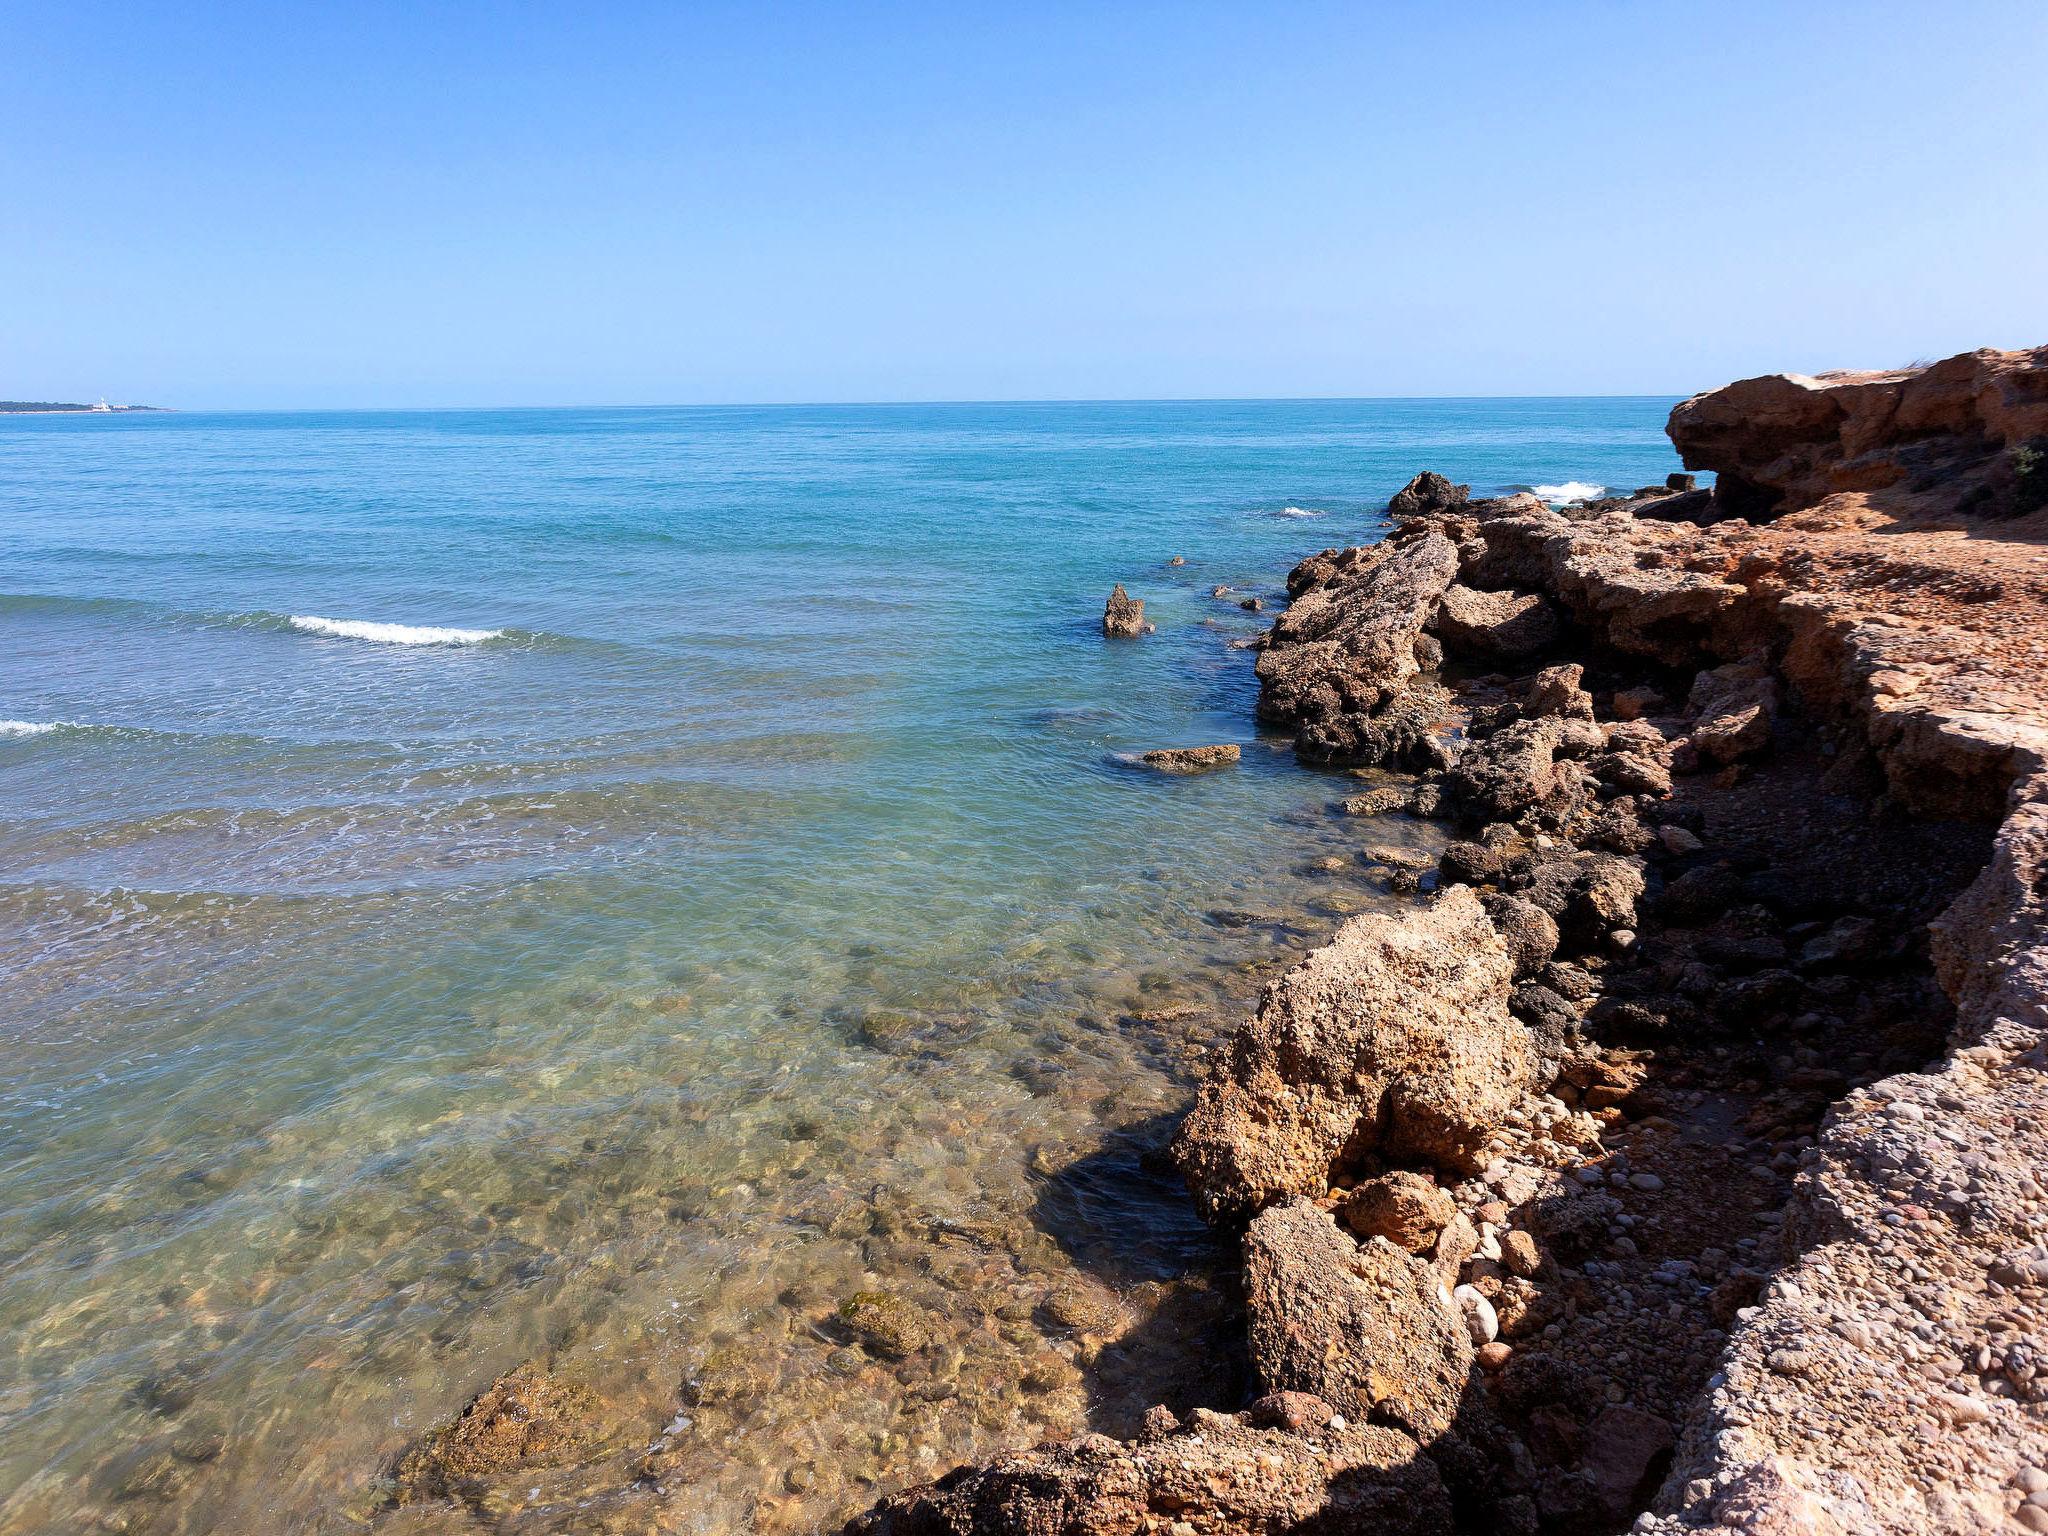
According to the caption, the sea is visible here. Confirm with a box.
[0,399,1684,1534]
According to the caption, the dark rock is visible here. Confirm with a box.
[1800,915,1882,970]
[1580,1405,1674,1522]
[1657,862,1743,923]
[1389,471,1470,517]
[1481,893,1561,978]
[1444,719,1575,825]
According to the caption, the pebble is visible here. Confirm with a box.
[1628,1172,1664,1192]
[1453,1284,1498,1345]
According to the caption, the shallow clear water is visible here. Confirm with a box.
[0,401,1682,1534]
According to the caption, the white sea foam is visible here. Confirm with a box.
[1530,481,1605,504]
[1274,506,1327,518]
[289,615,503,646]
[0,719,63,737]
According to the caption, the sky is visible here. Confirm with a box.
[4,1,2045,408]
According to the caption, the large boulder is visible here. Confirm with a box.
[1244,1201,1474,1441]
[1171,887,1531,1222]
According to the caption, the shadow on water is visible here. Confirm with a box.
[1025,1110,1251,1436]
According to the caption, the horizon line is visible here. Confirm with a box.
[8,390,1695,415]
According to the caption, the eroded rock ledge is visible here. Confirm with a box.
[844,347,2048,1536]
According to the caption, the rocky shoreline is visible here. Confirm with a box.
[848,347,2048,1535]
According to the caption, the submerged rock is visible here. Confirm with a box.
[838,1292,933,1359]
[393,1365,609,1504]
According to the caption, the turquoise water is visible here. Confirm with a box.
[0,401,1682,1534]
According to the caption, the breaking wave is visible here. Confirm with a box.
[287,615,505,646]
[1529,481,1605,504]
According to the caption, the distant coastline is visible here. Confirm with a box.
[0,401,169,414]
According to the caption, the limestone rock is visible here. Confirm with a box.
[1255,530,1461,767]
[1522,663,1596,722]
[1243,1200,1472,1441]
[1667,345,2048,517]
[1172,886,1531,1222]
[1687,659,1778,766]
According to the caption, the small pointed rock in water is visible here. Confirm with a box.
[1102,584,1147,637]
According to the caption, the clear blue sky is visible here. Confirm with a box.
[5,1,2044,407]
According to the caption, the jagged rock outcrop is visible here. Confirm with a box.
[1255,529,1461,767]
[1389,471,1470,518]
[1171,886,1532,1224]
[1668,344,2048,519]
